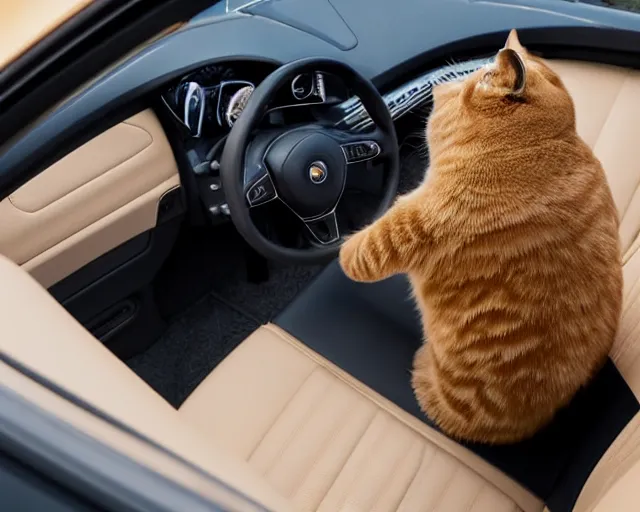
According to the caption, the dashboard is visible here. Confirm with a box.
[159,55,495,146]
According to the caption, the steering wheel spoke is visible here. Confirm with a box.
[242,129,286,208]
[245,169,277,207]
[328,127,387,165]
[303,211,340,245]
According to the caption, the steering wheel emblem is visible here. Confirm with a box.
[309,161,328,184]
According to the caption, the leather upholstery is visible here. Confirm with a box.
[0,1,94,68]
[591,448,640,512]
[180,324,542,512]
[547,60,640,257]
[0,110,181,288]
[0,362,273,512]
[546,60,640,399]
[574,412,640,512]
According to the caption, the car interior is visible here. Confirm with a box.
[2,5,640,512]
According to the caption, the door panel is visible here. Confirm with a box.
[0,110,180,288]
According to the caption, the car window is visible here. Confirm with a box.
[0,0,95,70]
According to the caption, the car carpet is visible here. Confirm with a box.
[127,294,257,407]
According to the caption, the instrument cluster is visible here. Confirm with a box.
[162,61,338,138]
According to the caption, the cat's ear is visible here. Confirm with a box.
[504,29,526,54]
[493,47,527,96]
[479,28,527,97]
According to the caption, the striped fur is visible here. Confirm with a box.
[339,31,623,444]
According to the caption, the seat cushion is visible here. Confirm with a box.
[179,324,542,512]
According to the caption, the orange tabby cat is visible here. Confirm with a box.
[339,30,623,444]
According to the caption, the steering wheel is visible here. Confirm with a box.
[220,57,400,264]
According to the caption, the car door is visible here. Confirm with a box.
[0,0,215,357]
[0,110,180,289]
[0,109,184,357]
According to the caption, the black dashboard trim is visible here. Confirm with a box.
[375,26,640,94]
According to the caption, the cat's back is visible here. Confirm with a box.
[414,137,622,379]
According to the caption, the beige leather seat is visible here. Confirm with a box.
[2,58,640,512]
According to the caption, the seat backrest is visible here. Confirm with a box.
[0,254,294,511]
[544,60,640,512]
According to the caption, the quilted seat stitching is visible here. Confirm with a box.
[428,464,460,512]
[365,429,418,510]
[289,393,373,503]
[263,374,334,480]
[396,442,438,511]
[326,414,394,512]
[246,365,318,461]
[465,484,485,512]
[263,324,538,511]
[386,439,426,512]
[315,409,381,511]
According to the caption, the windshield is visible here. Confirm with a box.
[0,0,94,70]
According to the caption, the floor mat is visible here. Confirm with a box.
[128,295,257,407]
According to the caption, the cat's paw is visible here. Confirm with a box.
[340,234,375,282]
[339,236,362,280]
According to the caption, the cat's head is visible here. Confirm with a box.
[428,30,576,160]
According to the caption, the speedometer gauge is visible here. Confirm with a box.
[224,84,254,127]
[291,73,314,100]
